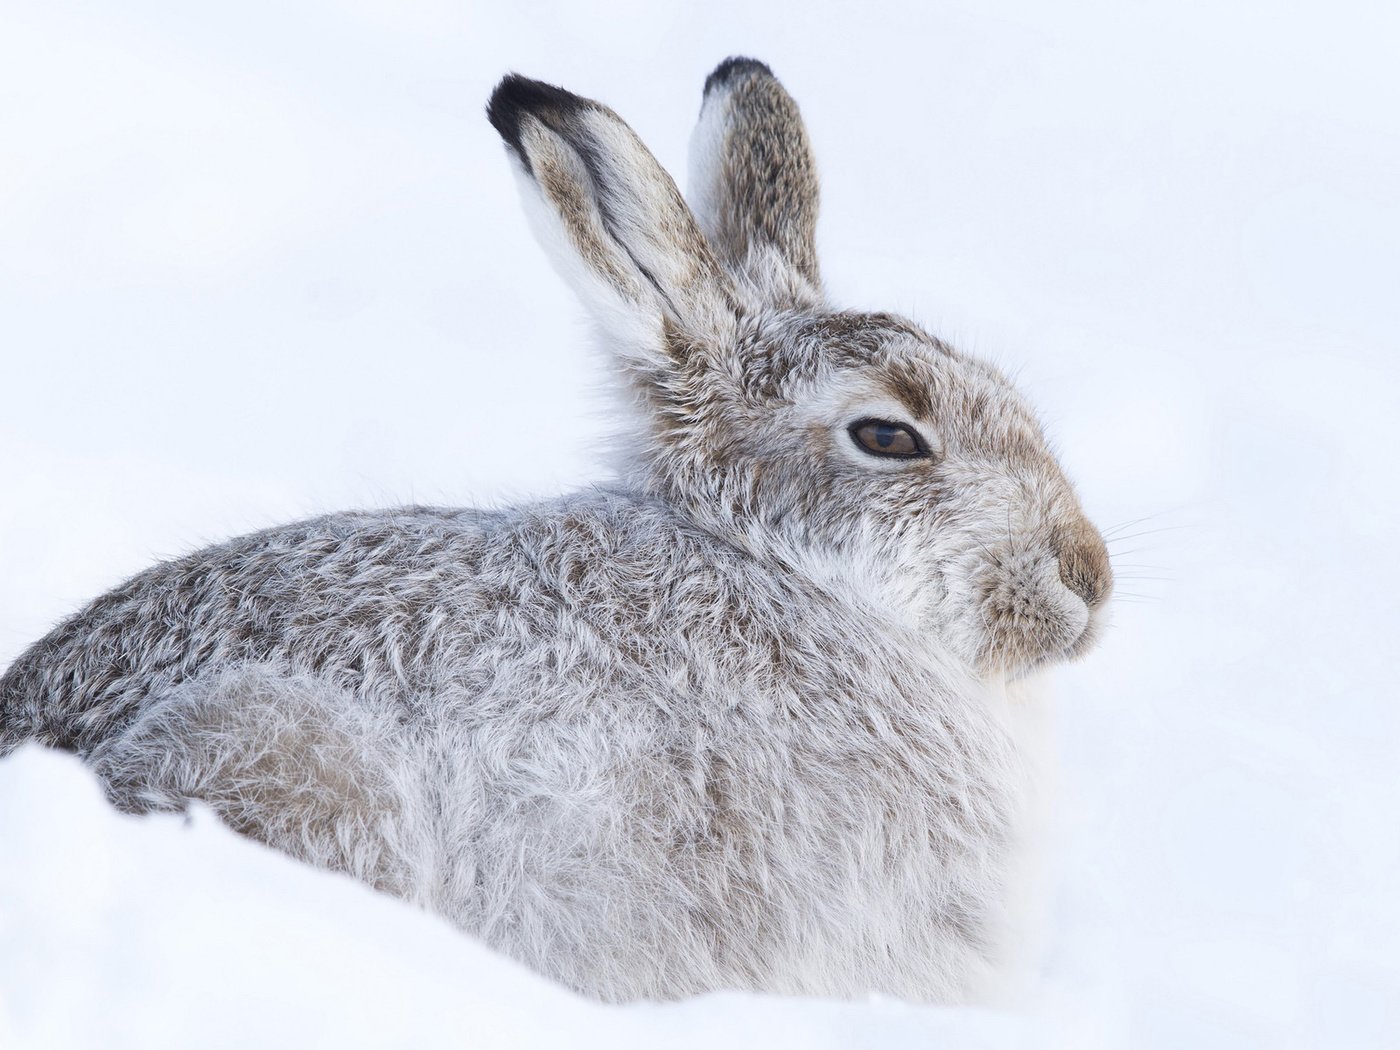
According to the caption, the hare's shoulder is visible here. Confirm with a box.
[503,492,965,708]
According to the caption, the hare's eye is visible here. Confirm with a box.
[849,419,928,459]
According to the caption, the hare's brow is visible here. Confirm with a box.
[880,362,935,419]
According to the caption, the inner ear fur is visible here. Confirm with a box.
[487,73,738,353]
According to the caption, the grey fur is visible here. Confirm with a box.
[0,59,1111,1003]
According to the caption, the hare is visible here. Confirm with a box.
[0,58,1112,1003]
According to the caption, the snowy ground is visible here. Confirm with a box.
[2,1,1397,1047]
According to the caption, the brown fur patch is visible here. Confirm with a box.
[879,362,935,419]
[1053,517,1113,607]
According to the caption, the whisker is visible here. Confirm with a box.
[1101,515,1162,538]
[1104,524,1193,544]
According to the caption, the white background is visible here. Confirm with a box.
[1,1,1397,1047]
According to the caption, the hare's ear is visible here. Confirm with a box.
[688,58,822,307]
[487,75,738,375]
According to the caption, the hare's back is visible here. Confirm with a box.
[0,506,511,754]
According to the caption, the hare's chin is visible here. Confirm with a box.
[1065,617,1105,661]
[1039,614,1104,669]
[981,612,1102,679]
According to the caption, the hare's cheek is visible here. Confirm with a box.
[974,550,1092,674]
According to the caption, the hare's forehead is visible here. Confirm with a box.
[787,341,1039,433]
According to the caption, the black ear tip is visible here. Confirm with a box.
[704,56,775,96]
[486,73,587,161]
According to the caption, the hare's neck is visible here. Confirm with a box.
[774,542,914,610]
[754,540,982,670]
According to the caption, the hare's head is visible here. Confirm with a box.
[488,58,1111,677]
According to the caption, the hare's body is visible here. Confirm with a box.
[0,59,1111,1002]
[1,492,1017,1001]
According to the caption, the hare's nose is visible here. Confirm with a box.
[1052,519,1112,608]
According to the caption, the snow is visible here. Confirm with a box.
[1,1,1397,1047]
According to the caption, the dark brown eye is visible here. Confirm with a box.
[848,419,928,459]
